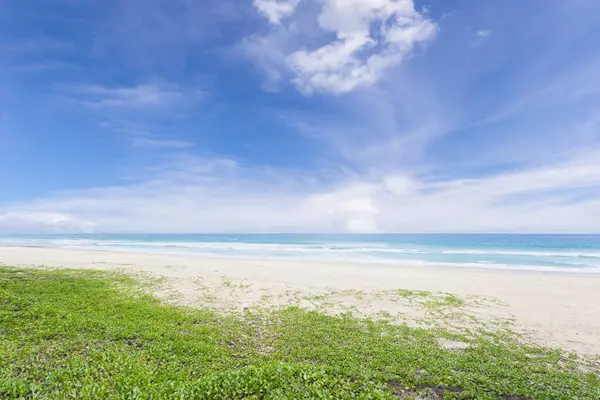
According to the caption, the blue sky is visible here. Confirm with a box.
[1,0,600,233]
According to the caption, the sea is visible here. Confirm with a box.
[2,233,600,273]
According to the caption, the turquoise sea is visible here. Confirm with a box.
[2,234,600,273]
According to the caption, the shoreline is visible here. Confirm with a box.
[3,243,600,276]
[1,245,600,355]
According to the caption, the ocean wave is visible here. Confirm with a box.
[51,240,427,254]
[441,249,600,258]
[3,236,600,272]
[62,240,600,259]
[5,237,600,258]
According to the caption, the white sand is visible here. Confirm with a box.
[1,246,599,355]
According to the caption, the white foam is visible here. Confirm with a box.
[3,236,600,273]
[441,249,600,258]
[65,240,424,254]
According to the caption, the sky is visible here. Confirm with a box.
[1,0,600,234]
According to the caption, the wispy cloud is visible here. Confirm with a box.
[129,133,194,150]
[239,30,290,91]
[68,83,190,110]
[470,29,492,46]
[61,82,203,154]
[3,150,600,233]
[0,211,96,234]
[92,0,246,72]
[253,0,300,25]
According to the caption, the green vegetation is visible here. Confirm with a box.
[0,266,598,399]
[423,294,466,310]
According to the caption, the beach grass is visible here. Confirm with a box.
[0,266,598,399]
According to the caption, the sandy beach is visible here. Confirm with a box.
[1,245,599,355]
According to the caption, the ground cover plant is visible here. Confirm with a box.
[0,266,598,399]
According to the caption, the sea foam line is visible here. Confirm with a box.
[4,237,600,258]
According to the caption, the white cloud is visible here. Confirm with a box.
[4,152,600,234]
[309,183,380,232]
[289,0,437,93]
[0,212,95,234]
[476,29,491,37]
[254,0,300,24]
[3,156,332,233]
[251,0,438,94]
